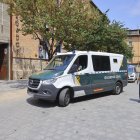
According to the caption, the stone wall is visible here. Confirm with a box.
[11,16,46,80]
[12,16,39,59]
[13,58,48,80]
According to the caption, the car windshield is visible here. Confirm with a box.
[45,54,75,71]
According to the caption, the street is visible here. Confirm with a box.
[0,81,140,140]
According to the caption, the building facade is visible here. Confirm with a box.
[127,29,140,65]
[0,3,10,80]
[0,2,47,80]
[12,15,47,80]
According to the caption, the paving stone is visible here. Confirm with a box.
[0,82,140,140]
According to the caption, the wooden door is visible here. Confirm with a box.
[0,44,8,80]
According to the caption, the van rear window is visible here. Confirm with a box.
[92,55,111,71]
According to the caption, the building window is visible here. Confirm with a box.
[92,55,110,71]
[128,41,133,47]
[38,46,48,59]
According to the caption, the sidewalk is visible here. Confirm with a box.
[0,80,28,92]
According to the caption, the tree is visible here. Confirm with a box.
[103,21,133,59]
[1,0,133,59]
[84,18,133,59]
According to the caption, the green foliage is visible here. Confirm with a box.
[1,0,133,59]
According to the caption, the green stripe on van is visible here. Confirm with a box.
[77,72,126,86]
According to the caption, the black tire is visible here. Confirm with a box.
[113,82,122,95]
[59,88,71,107]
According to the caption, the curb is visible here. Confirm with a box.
[0,79,28,84]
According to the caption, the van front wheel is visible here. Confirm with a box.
[113,82,122,95]
[59,88,71,107]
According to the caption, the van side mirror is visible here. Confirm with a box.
[68,64,78,73]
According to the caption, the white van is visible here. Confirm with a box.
[27,51,128,106]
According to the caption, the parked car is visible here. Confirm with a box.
[128,65,137,82]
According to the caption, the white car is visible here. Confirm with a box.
[128,65,137,82]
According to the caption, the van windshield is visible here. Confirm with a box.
[45,54,75,71]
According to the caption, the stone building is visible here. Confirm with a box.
[11,16,45,80]
[0,2,46,80]
[127,29,140,65]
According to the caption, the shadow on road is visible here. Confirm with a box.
[26,91,112,108]
[71,91,112,104]
[129,98,140,103]
[26,97,57,108]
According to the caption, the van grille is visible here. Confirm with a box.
[28,78,40,88]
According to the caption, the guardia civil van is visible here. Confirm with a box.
[27,51,128,107]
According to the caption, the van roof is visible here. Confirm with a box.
[56,51,123,57]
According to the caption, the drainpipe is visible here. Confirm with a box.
[10,14,13,80]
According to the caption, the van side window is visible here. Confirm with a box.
[69,55,88,73]
[92,55,110,71]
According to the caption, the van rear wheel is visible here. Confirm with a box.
[113,82,122,95]
[59,88,71,107]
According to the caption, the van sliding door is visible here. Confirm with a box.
[92,55,114,93]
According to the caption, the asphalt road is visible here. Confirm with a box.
[0,81,140,140]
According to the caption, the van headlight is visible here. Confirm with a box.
[42,78,57,85]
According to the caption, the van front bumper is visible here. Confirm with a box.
[27,84,59,101]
